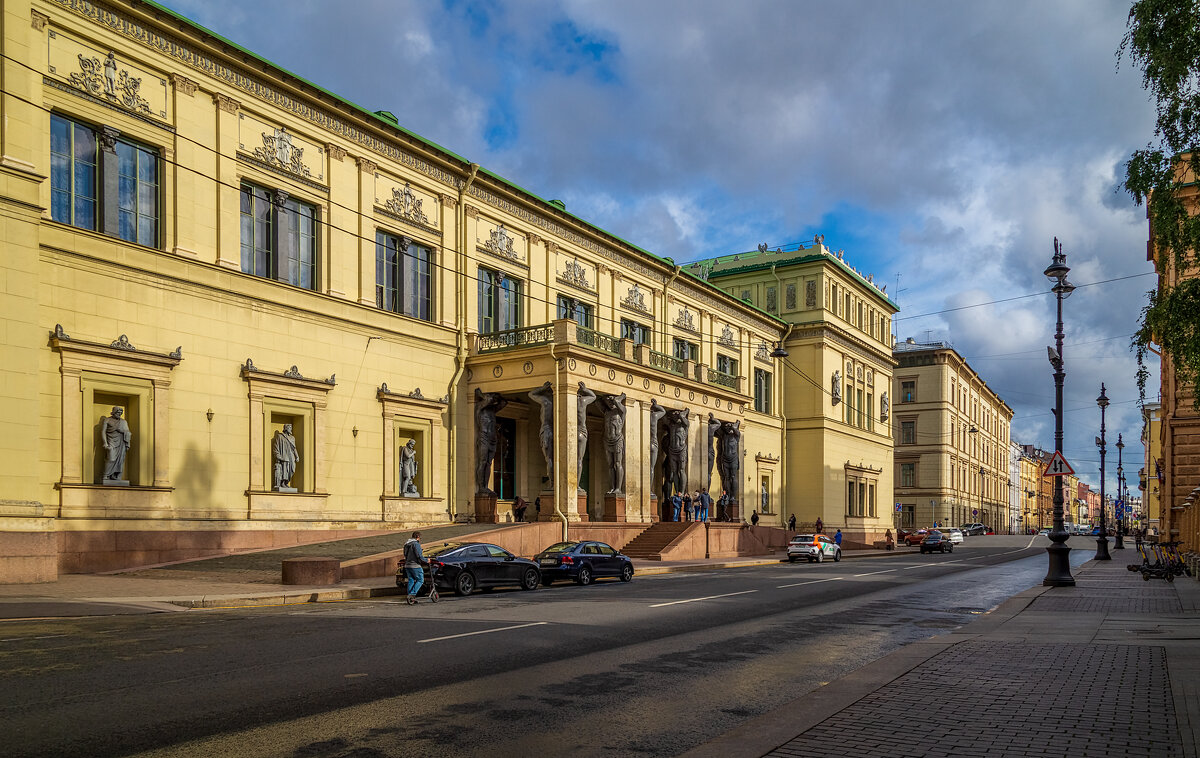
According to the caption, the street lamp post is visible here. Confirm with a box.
[1115,434,1126,550]
[1043,238,1075,586]
[1095,384,1111,560]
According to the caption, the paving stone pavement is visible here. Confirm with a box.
[764,642,1178,758]
[684,557,1200,758]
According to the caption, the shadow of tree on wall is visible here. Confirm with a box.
[175,443,217,514]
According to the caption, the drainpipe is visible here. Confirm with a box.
[771,264,791,527]
[447,163,480,521]
[663,265,681,354]
[550,343,570,541]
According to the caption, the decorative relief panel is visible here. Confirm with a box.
[556,254,595,292]
[477,218,526,264]
[674,306,698,334]
[718,323,737,348]
[375,173,439,231]
[786,283,797,311]
[621,283,651,315]
[806,280,817,309]
[238,112,324,183]
[47,30,168,120]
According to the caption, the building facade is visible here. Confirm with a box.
[1141,402,1163,534]
[685,243,898,546]
[0,0,789,581]
[892,339,1014,532]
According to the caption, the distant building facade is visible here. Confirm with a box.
[686,242,898,546]
[892,340,1014,531]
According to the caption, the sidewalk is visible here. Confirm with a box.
[683,557,1200,758]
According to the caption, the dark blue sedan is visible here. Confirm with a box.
[534,541,635,586]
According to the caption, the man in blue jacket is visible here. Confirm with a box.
[670,492,682,522]
[403,531,429,605]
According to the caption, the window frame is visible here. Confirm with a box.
[376,230,433,321]
[239,182,319,290]
[673,337,699,362]
[754,368,772,414]
[556,294,594,329]
[620,318,651,346]
[900,419,916,445]
[478,267,524,334]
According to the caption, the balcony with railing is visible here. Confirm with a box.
[470,319,746,396]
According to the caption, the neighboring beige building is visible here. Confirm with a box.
[892,339,1014,532]
[0,0,788,581]
[686,242,898,546]
[1017,447,1045,533]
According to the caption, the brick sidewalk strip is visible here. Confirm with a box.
[764,641,1180,758]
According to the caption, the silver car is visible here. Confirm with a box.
[939,527,965,544]
[786,534,842,563]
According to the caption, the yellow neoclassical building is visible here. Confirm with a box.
[0,0,792,581]
[686,242,899,546]
[891,339,1014,532]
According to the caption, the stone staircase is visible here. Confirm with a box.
[621,522,694,560]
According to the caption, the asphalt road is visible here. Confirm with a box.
[1,537,1095,758]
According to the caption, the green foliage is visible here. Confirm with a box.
[1123,0,1200,406]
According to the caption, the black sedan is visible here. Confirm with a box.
[920,530,954,554]
[534,541,635,585]
[396,541,541,596]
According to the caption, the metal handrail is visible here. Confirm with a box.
[648,349,685,376]
[576,326,620,355]
[708,368,738,389]
[476,324,555,353]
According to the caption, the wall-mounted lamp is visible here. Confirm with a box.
[206,408,214,422]
[352,426,359,438]
[769,341,789,359]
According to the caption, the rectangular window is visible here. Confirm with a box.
[868,484,876,517]
[673,337,698,362]
[901,463,915,487]
[754,369,772,414]
[620,318,650,345]
[867,392,874,432]
[857,388,864,428]
[478,267,523,333]
[240,184,317,289]
[376,231,432,320]
[901,420,916,445]
[51,114,159,246]
[901,380,916,403]
[847,480,857,515]
[556,295,594,328]
[115,140,158,246]
[716,353,738,377]
[902,504,915,528]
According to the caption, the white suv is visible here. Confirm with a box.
[787,534,842,563]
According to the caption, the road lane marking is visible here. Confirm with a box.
[650,590,758,607]
[777,577,844,588]
[853,569,898,577]
[417,621,548,644]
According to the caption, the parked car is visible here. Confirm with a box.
[1090,525,1104,536]
[534,540,634,585]
[939,527,965,544]
[396,541,541,596]
[920,530,954,554]
[1037,528,1051,537]
[787,533,842,563]
[960,523,987,536]
[903,529,929,546]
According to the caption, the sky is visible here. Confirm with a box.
[157,0,1162,498]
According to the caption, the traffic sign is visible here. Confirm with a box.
[895,503,902,513]
[1042,450,1074,477]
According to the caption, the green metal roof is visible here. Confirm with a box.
[695,247,898,311]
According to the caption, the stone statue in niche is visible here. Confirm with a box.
[576,383,598,492]
[474,388,508,495]
[528,381,555,482]
[101,406,131,485]
[831,370,842,406]
[649,399,667,483]
[880,391,890,422]
[399,438,419,497]
[600,393,627,494]
[715,419,742,503]
[664,408,690,496]
[272,423,299,492]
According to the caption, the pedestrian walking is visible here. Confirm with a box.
[694,490,705,522]
[534,496,541,520]
[718,490,730,522]
[815,517,824,534]
[683,493,693,522]
[512,495,528,522]
[787,513,796,531]
[670,492,682,522]
[885,528,895,550]
[834,529,842,547]
[403,530,429,604]
[750,510,760,527]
